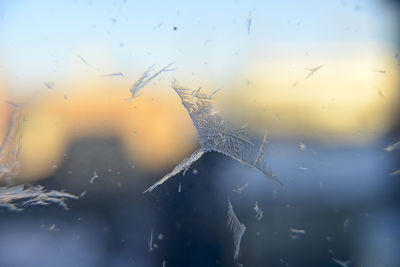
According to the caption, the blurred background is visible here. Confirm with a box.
[0,0,399,266]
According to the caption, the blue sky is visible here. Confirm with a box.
[0,0,398,93]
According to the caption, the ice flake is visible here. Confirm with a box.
[305,65,324,79]
[227,199,246,261]
[89,171,99,183]
[126,63,175,101]
[253,201,263,220]
[290,227,306,235]
[385,141,400,152]
[233,184,248,194]
[144,82,281,192]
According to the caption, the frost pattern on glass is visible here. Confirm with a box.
[126,63,175,101]
[0,110,78,211]
[253,131,279,183]
[148,227,154,252]
[253,201,263,220]
[332,257,353,267]
[144,82,281,192]
[0,184,78,211]
[290,227,306,235]
[247,10,254,35]
[385,140,400,152]
[305,65,324,79]
[389,169,400,176]
[227,199,246,261]
[0,110,21,184]
[299,142,307,151]
[89,170,99,183]
[101,72,123,77]
[233,183,248,194]
[144,149,205,193]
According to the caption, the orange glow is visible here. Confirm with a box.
[0,41,398,182]
[220,43,400,143]
[1,78,197,182]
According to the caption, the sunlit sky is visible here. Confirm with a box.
[0,0,398,89]
[0,0,399,180]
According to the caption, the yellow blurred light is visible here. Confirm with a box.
[0,40,399,182]
[10,79,197,182]
[221,42,399,143]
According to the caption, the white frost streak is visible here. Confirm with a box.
[305,65,324,79]
[290,227,306,235]
[101,72,123,77]
[332,257,353,267]
[254,131,268,168]
[389,169,400,176]
[253,201,263,220]
[233,184,248,194]
[0,110,21,185]
[148,227,154,252]
[126,63,174,101]
[0,110,19,157]
[299,142,307,151]
[89,171,99,183]
[144,149,205,193]
[0,185,79,211]
[227,199,246,261]
[385,140,400,152]
[247,13,252,35]
[253,131,281,185]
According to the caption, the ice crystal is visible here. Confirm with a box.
[0,110,21,184]
[126,63,174,101]
[253,201,263,220]
[0,184,78,211]
[1,110,78,211]
[385,140,400,152]
[144,82,281,192]
[227,199,246,261]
